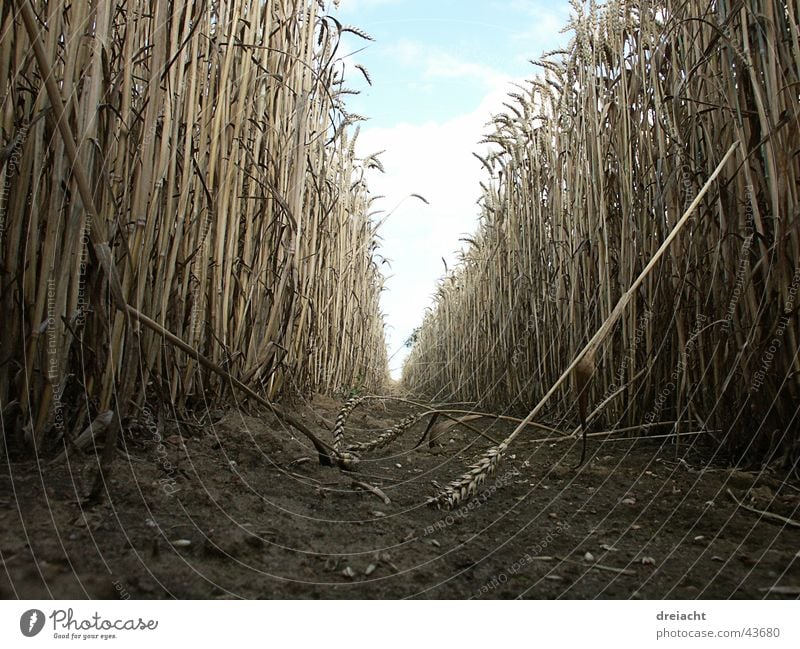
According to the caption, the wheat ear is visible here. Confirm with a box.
[347,413,422,453]
[332,395,368,453]
[429,442,509,509]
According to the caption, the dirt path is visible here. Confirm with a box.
[1,395,798,599]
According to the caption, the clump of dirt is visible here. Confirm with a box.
[1,395,798,599]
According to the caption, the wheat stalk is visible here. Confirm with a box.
[428,143,739,506]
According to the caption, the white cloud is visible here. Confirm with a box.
[424,51,505,86]
[386,39,507,88]
[355,80,522,378]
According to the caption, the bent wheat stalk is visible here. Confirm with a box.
[430,142,740,508]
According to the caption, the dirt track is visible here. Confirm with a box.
[1,395,798,599]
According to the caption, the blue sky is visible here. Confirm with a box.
[332,0,573,378]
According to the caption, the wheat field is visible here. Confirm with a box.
[1,0,799,604]
[404,0,799,477]
[0,0,388,462]
[1,0,798,492]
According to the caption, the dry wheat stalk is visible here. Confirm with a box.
[427,143,739,507]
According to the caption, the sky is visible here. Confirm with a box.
[332,0,573,378]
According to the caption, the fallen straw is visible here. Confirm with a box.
[431,141,741,508]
